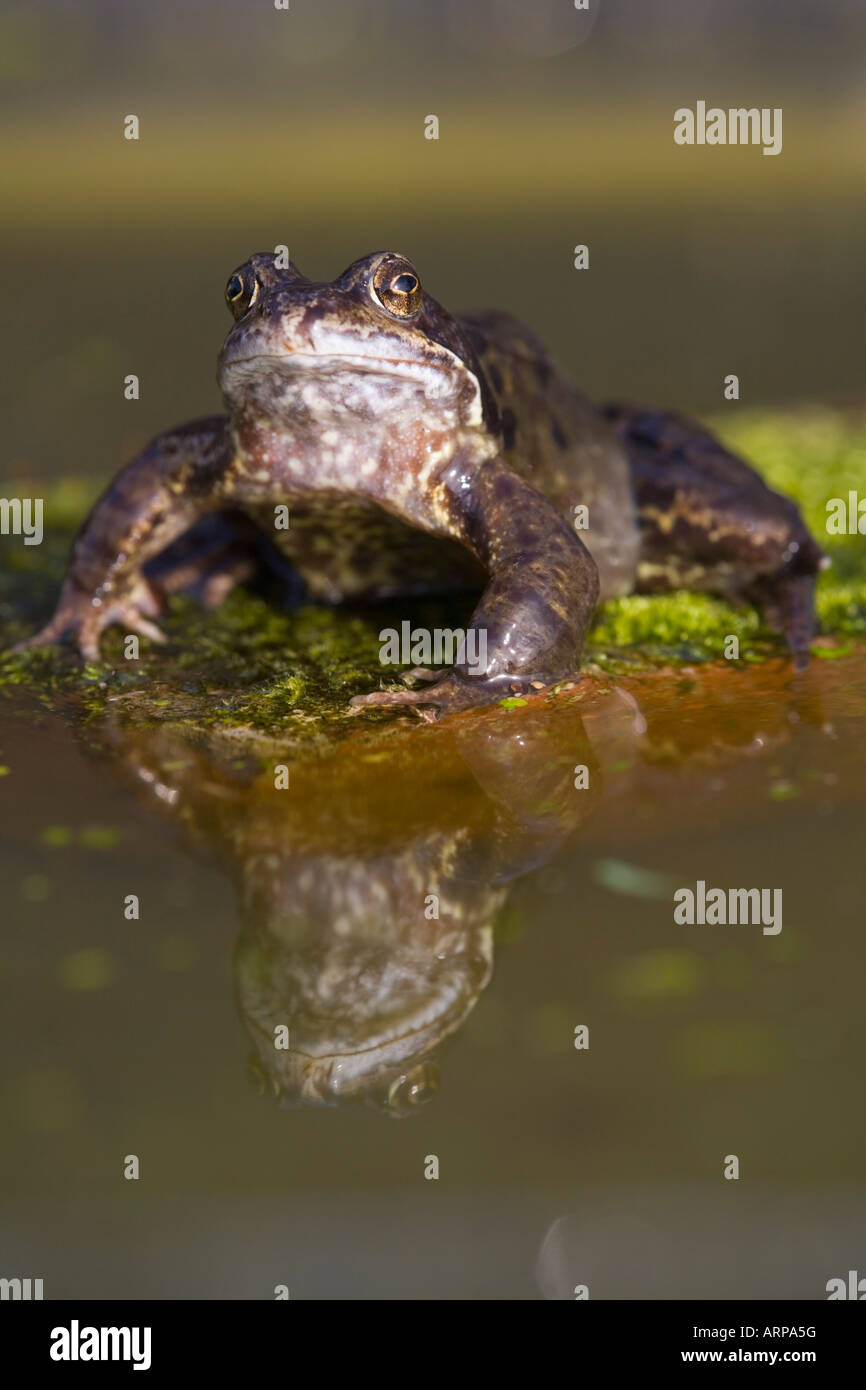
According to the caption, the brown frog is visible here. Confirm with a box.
[16,251,826,715]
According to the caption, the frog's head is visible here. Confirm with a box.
[233,844,500,1117]
[218,251,499,435]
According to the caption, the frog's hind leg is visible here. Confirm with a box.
[602,404,827,664]
[145,511,303,611]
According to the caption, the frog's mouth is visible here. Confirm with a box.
[239,928,493,1110]
[220,339,484,422]
[251,1007,462,1109]
[246,982,477,1105]
[221,352,468,421]
[222,348,456,385]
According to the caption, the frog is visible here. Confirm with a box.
[15,250,827,717]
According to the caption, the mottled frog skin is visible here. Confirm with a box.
[18,251,826,715]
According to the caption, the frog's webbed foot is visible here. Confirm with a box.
[12,576,167,662]
[349,672,543,723]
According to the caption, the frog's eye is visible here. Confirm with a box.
[371,261,423,318]
[225,268,259,319]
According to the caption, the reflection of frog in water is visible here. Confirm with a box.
[95,709,597,1116]
[18,251,824,716]
[84,665,827,1117]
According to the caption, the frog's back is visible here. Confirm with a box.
[460,309,640,599]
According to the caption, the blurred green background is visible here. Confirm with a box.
[1,0,865,492]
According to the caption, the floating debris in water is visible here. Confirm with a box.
[593,858,675,900]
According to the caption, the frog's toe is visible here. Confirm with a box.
[147,537,260,611]
[88,583,168,657]
[11,613,72,656]
[12,576,168,663]
[75,621,106,664]
[196,561,255,611]
[403,667,441,682]
[11,599,105,661]
[113,609,167,647]
[348,682,443,717]
[349,671,539,721]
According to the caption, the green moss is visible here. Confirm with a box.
[1,408,864,740]
[590,590,762,666]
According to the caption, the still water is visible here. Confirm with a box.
[1,649,864,1298]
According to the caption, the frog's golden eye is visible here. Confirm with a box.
[225,268,259,319]
[372,262,423,317]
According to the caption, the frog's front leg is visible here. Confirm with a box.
[351,458,599,720]
[14,416,235,660]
